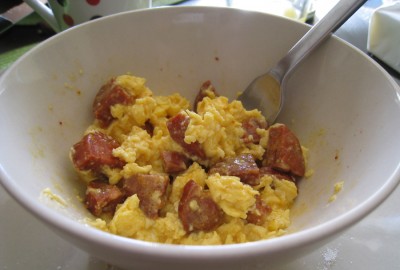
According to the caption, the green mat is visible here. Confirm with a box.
[0,43,37,71]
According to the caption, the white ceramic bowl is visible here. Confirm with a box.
[1,6,400,270]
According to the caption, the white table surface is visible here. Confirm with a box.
[2,1,400,269]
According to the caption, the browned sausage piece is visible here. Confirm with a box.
[242,117,268,144]
[122,174,169,219]
[166,113,206,159]
[85,180,125,217]
[93,78,134,128]
[246,195,271,225]
[161,151,189,174]
[209,153,260,186]
[142,120,154,137]
[178,180,224,232]
[71,132,125,173]
[193,80,218,112]
[263,124,305,177]
[259,166,295,182]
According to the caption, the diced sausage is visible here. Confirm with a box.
[260,166,295,182]
[166,113,206,159]
[71,132,125,173]
[178,180,224,232]
[142,120,154,136]
[85,180,125,217]
[161,151,189,173]
[246,195,271,225]
[194,80,218,112]
[93,78,134,128]
[122,174,169,219]
[209,153,260,186]
[263,124,305,177]
[242,117,268,144]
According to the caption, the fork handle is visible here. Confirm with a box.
[271,0,367,83]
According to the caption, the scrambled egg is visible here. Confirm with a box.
[328,181,344,202]
[78,74,301,245]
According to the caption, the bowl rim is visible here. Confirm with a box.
[2,164,399,258]
[1,5,400,259]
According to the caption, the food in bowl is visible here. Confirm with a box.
[70,74,308,244]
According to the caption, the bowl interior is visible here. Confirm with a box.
[1,6,400,252]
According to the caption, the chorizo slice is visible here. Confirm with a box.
[166,113,206,159]
[85,180,125,217]
[71,132,125,173]
[142,120,154,137]
[122,174,169,219]
[260,166,295,182]
[161,151,189,174]
[263,124,305,177]
[93,78,134,128]
[242,117,268,144]
[209,153,260,186]
[178,180,224,232]
[194,80,218,112]
[246,195,271,225]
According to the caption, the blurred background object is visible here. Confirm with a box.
[226,0,315,22]
[0,0,180,72]
[1,0,399,79]
[367,2,400,74]
[0,0,53,72]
